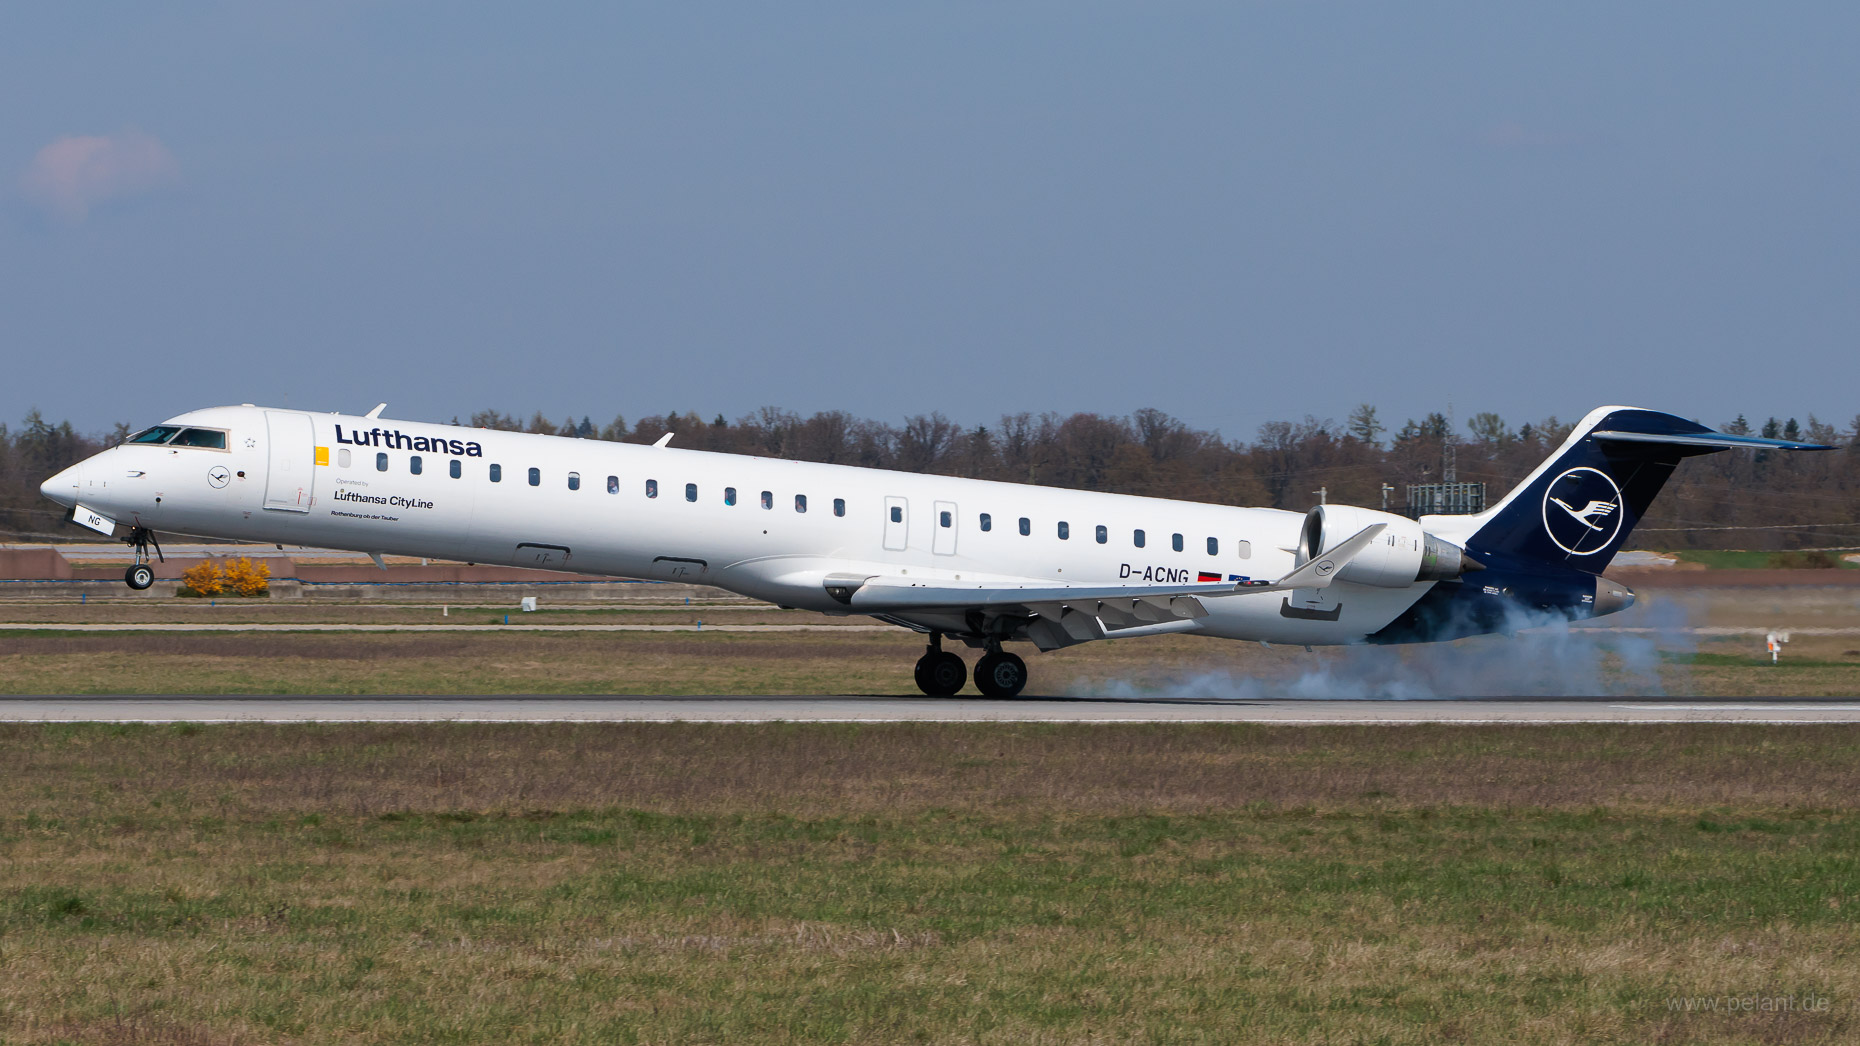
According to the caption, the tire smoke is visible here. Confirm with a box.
[1079,598,1692,699]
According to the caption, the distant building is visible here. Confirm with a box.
[1406,481,1485,518]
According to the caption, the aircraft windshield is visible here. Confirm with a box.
[169,428,227,449]
[126,426,182,444]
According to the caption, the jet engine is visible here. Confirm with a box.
[1298,504,1479,588]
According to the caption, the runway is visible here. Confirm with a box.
[5,696,1860,723]
[4,622,1860,636]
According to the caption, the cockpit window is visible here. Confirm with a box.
[126,426,182,445]
[169,428,228,449]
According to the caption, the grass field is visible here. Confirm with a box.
[6,583,1859,697]
[3,723,1858,1044]
[1669,550,1860,570]
[2,626,1858,697]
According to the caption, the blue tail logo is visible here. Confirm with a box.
[1540,467,1622,556]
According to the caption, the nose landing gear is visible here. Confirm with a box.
[912,633,968,697]
[123,526,163,591]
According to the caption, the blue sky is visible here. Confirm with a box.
[4,3,1855,440]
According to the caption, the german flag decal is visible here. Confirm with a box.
[1197,571,1221,582]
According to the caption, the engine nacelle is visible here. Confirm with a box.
[1298,504,1476,588]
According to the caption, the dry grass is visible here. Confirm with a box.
[3,724,1860,1043]
[1,625,1856,696]
[4,584,1860,697]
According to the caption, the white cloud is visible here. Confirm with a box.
[19,130,180,222]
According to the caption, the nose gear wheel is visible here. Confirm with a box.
[122,526,163,590]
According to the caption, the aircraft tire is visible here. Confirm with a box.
[125,564,155,590]
[915,651,967,697]
[974,651,1028,698]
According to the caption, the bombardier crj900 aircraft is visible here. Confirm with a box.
[41,404,1827,697]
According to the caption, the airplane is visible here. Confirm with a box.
[38,403,1828,697]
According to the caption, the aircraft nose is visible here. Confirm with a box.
[40,462,83,508]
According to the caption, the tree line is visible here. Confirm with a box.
[3,405,1857,551]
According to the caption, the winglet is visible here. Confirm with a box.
[364,403,387,419]
[1263,523,1387,591]
[652,432,674,448]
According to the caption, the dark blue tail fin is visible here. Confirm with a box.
[1432,406,1829,575]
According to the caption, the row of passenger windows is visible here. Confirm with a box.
[348,448,1250,557]
[349,449,850,516]
[644,479,846,516]
[971,512,1250,557]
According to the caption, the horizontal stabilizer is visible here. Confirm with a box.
[1590,429,1832,452]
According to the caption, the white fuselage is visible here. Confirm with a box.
[43,406,1434,645]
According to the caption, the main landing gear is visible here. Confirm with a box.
[123,526,162,591]
[973,646,1028,698]
[912,633,1029,698]
[913,634,967,697]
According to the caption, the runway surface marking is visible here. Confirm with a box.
[0,623,895,633]
[4,623,1859,635]
[6,697,1860,724]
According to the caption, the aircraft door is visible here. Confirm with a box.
[933,500,957,555]
[263,410,315,512]
[883,496,908,551]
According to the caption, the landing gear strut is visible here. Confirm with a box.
[912,633,967,697]
[123,526,162,591]
[974,642,1028,698]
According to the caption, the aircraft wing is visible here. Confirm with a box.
[828,523,1387,641]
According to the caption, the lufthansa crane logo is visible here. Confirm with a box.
[207,465,231,489]
[1541,467,1622,555]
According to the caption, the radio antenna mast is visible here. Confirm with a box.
[1443,398,1458,484]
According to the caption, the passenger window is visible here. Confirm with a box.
[762,491,774,510]
[449,459,461,479]
[686,483,698,502]
[980,513,992,532]
[1207,537,1218,555]
[607,475,618,494]
[528,467,541,487]
[1236,539,1252,559]
[795,494,807,513]
[1134,529,1146,548]
[890,506,903,523]
[568,472,580,491]
[833,498,845,517]
[939,510,951,528]
[1172,533,1183,552]
[376,452,388,472]
[490,464,502,482]
[338,448,352,468]
[170,428,227,449]
[1019,517,1030,536]
[725,487,737,506]
[645,479,658,498]
[410,455,423,475]
[1058,521,1070,540]
[1095,524,1107,544]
